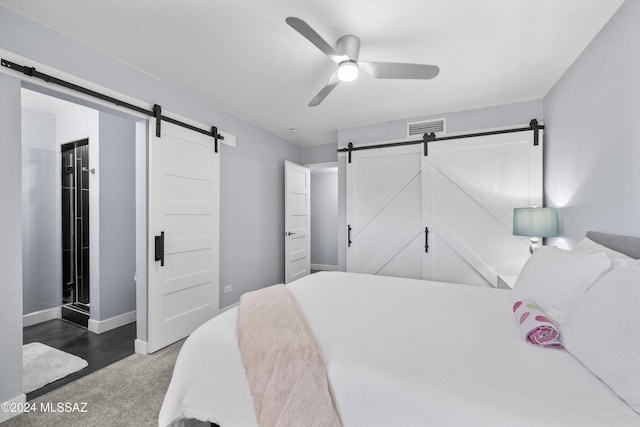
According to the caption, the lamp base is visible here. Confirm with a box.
[529,237,540,254]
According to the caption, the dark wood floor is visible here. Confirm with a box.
[23,319,136,400]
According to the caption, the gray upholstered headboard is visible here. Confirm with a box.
[586,231,640,259]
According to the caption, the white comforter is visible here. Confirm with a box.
[159,272,640,426]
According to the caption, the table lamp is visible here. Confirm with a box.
[513,207,559,253]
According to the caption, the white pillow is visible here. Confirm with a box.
[562,265,640,413]
[572,237,636,268]
[513,246,611,325]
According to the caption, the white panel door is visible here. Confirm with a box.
[422,129,543,287]
[347,145,423,279]
[148,119,219,353]
[284,161,310,283]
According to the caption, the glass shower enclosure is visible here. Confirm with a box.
[61,139,90,327]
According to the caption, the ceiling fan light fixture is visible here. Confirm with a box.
[337,60,359,82]
[286,17,439,106]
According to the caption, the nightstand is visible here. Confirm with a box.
[497,274,518,290]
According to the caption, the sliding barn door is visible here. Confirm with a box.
[422,130,542,287]
[346,145,423,279]
[147,119,220,353]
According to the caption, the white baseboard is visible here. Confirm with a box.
[311,264,339,271]
[0,394,26,423]
[88,310,136,334]
[23,307,61,327]
[134,339,148,355]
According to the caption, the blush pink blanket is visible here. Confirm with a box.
[237,284,341,427]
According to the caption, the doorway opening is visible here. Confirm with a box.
[21,87,140,397]
[308,162,339,273]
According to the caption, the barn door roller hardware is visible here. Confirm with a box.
[337,119,544,160]
[423,132,437,156]
[1,58,224,150]
[529,119,541,146]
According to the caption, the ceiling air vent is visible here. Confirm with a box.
[407,118,446,137]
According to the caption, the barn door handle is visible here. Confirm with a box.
[348,225,352,247]
[155,231,165,266]
[425,227,429,253]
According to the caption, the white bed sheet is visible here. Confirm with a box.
[159,272,640,427]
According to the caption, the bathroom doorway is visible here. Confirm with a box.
[20,87,139,398]
[21,88,138,331]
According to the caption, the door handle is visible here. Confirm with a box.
[155,231,165,266]
[425,227,429,253]
[348,225,352,247]
[285,231,296,236]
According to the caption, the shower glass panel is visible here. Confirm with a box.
[61,139,90,322]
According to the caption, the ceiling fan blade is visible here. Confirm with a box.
[359,62,440,79]
[286,17,343,63]
[309,71,340,107]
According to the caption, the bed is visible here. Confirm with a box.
[159,232,640,426]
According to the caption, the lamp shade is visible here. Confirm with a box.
[513,207,559,237]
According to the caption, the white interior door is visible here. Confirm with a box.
[346,145,423,279]
[422,129,543,287]
[284,161,310,283]
[148,119,219,353]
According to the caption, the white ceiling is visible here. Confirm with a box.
[0,0,625,147]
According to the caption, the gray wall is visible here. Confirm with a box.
[336,100,544,269]
[543,0,640,244]
[0,74,24,409]
[22,107,60,314]
[98,111,137,320]
[302,143,337,165]
[219,131,301,307]
[310,168,338,268]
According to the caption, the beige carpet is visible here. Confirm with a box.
[2,339,194,427]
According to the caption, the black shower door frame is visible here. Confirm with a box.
[61,138,90,309]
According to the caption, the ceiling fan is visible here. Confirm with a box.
[286,17,440,107]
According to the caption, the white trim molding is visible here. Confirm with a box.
[0,393,26,423]
[134,339,148,355]
[23,307,61,328]
[88,310,136,334]
[311,264,339,271]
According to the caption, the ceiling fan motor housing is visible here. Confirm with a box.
[336,35,360,61]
